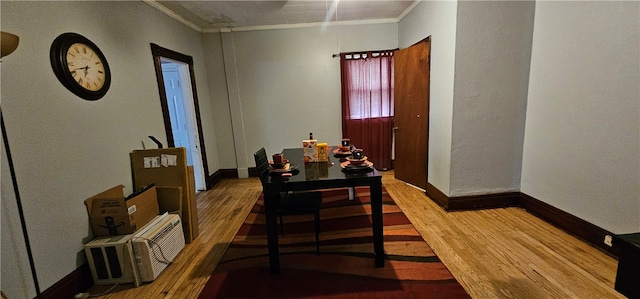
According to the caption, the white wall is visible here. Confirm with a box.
[399,1,638,234]
[398,0,458,195]
[203,24,398,174]
[522,1,640,233]
[398,0,535,196]
[450,1,535,196]
[202,33,234,170]
[0,2,218,297]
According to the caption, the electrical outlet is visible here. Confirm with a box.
[604,235,613,247]
[74,293,89,299]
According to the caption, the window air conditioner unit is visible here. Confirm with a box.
[84,234,137,285]
[84,213,185,286]
[131,213,185,282]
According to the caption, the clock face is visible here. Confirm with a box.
[50,33,111,101]
[66,43,107,92]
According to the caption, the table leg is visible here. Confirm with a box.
[264,192,280,274]
[370,179,384,267]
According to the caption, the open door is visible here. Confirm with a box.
[151,43,209,191]
[393,38,430,189]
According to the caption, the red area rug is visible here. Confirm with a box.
[198,187,470,298]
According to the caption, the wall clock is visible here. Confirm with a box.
[50,33,111,101]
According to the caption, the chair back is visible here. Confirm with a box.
[254,148,270,186]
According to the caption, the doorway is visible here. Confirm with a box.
[151,44,209,191]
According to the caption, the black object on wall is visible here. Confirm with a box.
[1,109,42,298]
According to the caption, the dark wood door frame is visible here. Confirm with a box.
[150,43,211,189]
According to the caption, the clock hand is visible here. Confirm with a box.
[70,66,87,79]
[71,65,91,78]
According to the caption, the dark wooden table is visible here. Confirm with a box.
[262,147,384,274]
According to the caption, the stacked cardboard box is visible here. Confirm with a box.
[130,147,199,243]
[84,185,159,237]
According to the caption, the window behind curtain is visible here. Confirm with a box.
[340,51,394,170]
[345,53,394,119]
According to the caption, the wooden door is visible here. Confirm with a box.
[394,38,430,189]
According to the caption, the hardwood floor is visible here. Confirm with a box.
[381,172,623,299]
[89,171,623,298]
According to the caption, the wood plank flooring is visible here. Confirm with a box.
[88,171,623,298]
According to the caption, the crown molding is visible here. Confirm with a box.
[146,0,422,34]
[212,18,399,33]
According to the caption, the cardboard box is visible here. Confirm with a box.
[156,186,182,216]
[130,148,199,243]
[187,166,199,239]
[316,142,328,162]
[303,139,317,162]
[84,185,159,236]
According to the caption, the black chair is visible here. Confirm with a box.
[254,148,322,255]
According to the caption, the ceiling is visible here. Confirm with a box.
[149,0,418,32]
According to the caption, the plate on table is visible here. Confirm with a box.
[333,148,352,157]
[269,163,298,175]
[269,159,290,169]
[269,168,299,177]
[340,160,374,173]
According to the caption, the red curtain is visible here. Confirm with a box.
[340,51,394,170]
